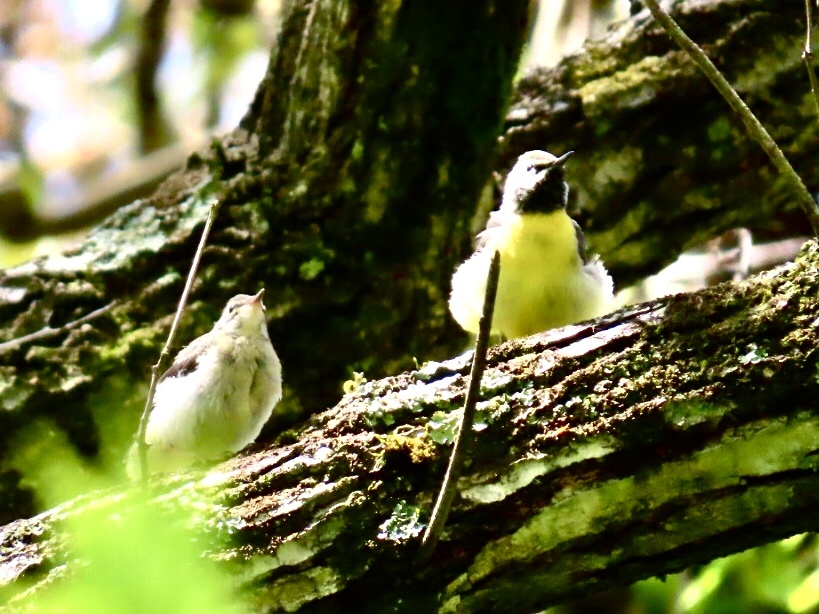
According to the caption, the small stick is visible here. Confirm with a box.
[804,0,819,119]
[643,0,819,235]
[415,250,501,566]
[134,198,221,484]
[0,302,116,354]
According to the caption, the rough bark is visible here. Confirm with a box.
[0,0,816,562]
[2,239,819,612]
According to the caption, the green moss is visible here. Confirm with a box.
[50,180,215,274]
[351,139,364,161]
[376,500,424,542]
[380,433,435,464]
[0,369,33,411]
[447,414,819,607]
[480,370,513,394]
[592,200,656,255]
[98,326,160,363]
[665,399,726,429]
[299,258,326,280]
[577,56,669,115]
[706,116,736,161]
[427,409,461,445]
[342,371,368,395]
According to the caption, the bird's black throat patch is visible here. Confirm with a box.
[517,168,567,214]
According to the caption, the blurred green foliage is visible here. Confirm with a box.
[22,497,245,614]
[548,535,819,613]
[3,431,246,613]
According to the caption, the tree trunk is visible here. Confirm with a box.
[2,238,819,611]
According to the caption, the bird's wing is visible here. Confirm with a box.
[572,218,591,264]
[157,333,211,383]
[573,219,615,296]
[475,211,506,250]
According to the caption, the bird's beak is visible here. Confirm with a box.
[552,150,575,168]
[251,288,265,305]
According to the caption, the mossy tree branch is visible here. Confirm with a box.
[3,240,819,612]
[0,0,818,538]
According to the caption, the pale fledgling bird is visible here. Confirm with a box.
[449,150,613,339]
[129,289,282,476]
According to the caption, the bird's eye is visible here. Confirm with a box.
[527,164,535,172]
[228,303,238,314]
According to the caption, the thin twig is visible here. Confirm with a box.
[643,0,819,236]
[804,0,819,119]
[415,250,501,566]
[134,198,221,484]
[0,302,116,354]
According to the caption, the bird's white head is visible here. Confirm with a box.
[214,289,268,336]
[500,150,574,214]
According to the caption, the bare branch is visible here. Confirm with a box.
[416,251,501,565]
[803,0,819,119]
[0,302,116,354]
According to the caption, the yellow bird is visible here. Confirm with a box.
[449,150,613,339]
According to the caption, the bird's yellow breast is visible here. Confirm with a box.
[486,210,602,338]
[488,210,579,269]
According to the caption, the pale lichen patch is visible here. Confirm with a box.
[260,566,343,612]
[445,414,819,601]
[461,436,618,504]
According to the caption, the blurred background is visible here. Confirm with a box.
[0,0,279,264]
[1,0,816,612]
